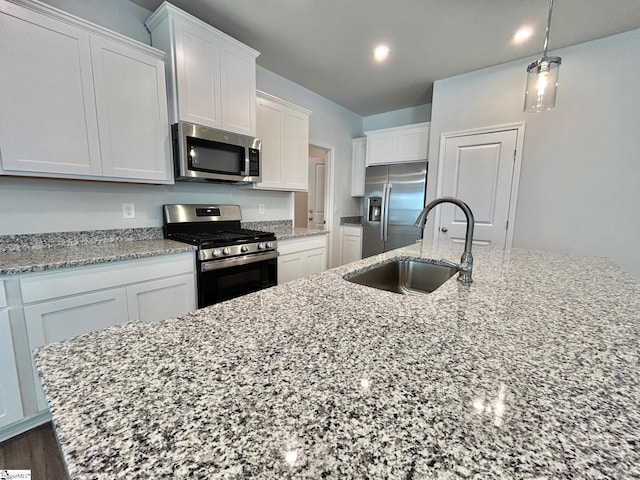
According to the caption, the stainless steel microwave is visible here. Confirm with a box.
[172,121,261,183]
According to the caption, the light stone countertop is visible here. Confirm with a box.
[0,239,196,275]
[34,241,640,479]
[271,225,328,240]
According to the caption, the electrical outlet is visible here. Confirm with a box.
[122,203,135,219]
[259,204,265,214]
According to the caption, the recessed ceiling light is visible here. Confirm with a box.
[513,26,533,43]
[373,44,390,62]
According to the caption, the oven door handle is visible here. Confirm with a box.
[200,251,279,272]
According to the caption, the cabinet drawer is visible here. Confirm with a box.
[21,253,194,304]
[277,235,327,255]
[0,280,6,309]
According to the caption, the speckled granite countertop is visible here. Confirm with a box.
[35,241,640,478]
[0,228,195,275]
[274,226,328,240]
[242,220,326,240]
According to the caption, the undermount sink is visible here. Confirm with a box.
[345,258,458,295]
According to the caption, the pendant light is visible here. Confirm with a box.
[524,0,561,112]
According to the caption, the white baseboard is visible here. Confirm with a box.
[0,410,51,443]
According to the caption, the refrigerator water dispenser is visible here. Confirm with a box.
[368,197,382,222]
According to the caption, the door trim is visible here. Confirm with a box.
[433,122,525,249]
[308,140,335,267]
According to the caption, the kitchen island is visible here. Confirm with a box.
[35,241,640,478]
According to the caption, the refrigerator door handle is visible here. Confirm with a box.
[380,183,387,242]
[383,182,392,242]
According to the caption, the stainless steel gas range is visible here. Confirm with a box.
[163,204,278,308]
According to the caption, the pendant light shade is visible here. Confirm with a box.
[524,0,561,113]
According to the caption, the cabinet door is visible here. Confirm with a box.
[304,248,326,276]
[24,288,128,411]
[278,253,305,285]
[91,35,172,182]
[0,310,23,428]
[351,138,366,196]
[0,3,101,176]
[126,274,195,323]
[174,19,222,129]
[396,125,429,163]
[220,45,256,136]
[255,96,284,189]
[341,226,363,265]
[282,107,309,191]
[366,132,395,166]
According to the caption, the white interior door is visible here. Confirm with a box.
[308,157,326,229]
[438,129,519,248]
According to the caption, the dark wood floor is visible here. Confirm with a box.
[0,423,68,479]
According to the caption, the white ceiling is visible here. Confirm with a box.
[130,0,640,116]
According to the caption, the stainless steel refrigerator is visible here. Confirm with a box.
[362,162,427,258]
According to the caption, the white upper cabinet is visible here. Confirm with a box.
[351,137,366,197]
[91,36,171,181]
[0,1,101,176]
[254,92,310,191]
[365,122,430,166]
[146,3,259,137]
[0,0,172,183]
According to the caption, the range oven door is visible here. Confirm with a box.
[197,251,277,308]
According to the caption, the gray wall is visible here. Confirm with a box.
[363,104,431,131]
[1,0,364,268]
[427,29,640,279]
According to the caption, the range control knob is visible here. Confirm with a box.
[240,245,249,253]
[258,242,266,250]
[266,241,274,249]
[222,247,231,255]
[213,249,222,257]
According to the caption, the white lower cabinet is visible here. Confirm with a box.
[340,225,363,265]
[277,235,327,284]
[126,274,195,323]
[24,288,129,411]
[2,252,196,428]
[0,309,23,429]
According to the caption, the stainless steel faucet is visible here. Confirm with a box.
[414,197,475,285]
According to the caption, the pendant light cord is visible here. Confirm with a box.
[542,0,554,57]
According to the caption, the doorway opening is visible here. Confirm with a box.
[294,145,327,230]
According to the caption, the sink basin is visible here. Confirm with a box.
[345,258,458,295]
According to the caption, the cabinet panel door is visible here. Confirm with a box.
[221,46,256,136]
[282,108,309,191]
[0,310,23,428]
[305,249,326,276]
[351,138,366,197]
[126,274,195,323]
[366,133,395,166]
[255,97,284,188]
[277,254,305,284]
[24,288,128,411]
[396,125,429,162]
[0,4,101,175]
[91,36,171,182]
[175,20,222,128]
